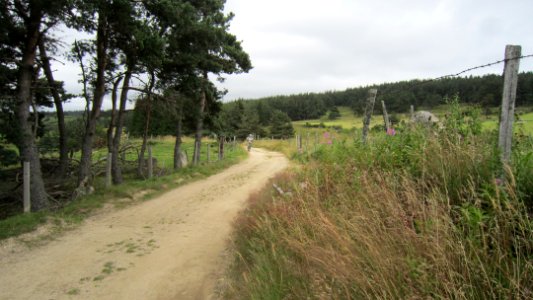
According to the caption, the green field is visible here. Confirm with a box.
[481,111,533,134]
[88,136,227,170]
[291,106,533,135]
[292,106,386,130]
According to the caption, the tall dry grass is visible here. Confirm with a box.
[226,124,533,299]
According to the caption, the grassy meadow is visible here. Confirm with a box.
[292,106,376,130]
[226,103,533,299]
[88,136,226,171]
[291,105,533,134]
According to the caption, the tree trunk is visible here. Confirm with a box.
[111,67,132,184]
[193,90,205,165]
[107,77,122,153]
[137,73,155,177]
[173,98,183,169]
[137,102,151,177]
[193,73,208,165]
[38,40,68,177]
[78,12,109,186]
[15,8,48,211]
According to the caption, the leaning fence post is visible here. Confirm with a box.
[147,144,153,179]
[381,100,391,131]
[362,89,378,144]
[23,161,30,213]
[105,152,112,187]
[498,45,521,165]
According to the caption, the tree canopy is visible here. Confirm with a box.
[0,0,252,211]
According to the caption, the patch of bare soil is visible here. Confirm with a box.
[0,148,288,300]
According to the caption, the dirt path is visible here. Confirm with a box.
[0,148,288,300]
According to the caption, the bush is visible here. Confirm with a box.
[0,145,18,167]
[328,106,341,120]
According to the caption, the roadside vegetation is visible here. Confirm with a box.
[0,139,246,241]
[226,99,533,299]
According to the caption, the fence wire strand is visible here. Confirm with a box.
[377,53,533,99]
[434,54,533,81]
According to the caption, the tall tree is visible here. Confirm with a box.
[76,0,145,186]
[142,0,251,167]
[137,72,156,177]
[269,110,294,139]
[111,4,165,183]
[38,36,69,176]
[1,0,73,210]
[77,1,111,186]
[187,0,252,164]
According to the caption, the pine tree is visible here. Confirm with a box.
[269,110,294,139]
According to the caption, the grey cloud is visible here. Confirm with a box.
[46,0,533,108]
[219,0,533,101]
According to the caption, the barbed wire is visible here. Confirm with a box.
[376,53,533,100]
[433,54,533,81]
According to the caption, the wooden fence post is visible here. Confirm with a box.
[23,161,30,213]
[498,45,521,165]
[105,152,112,187]
[207,143,210,163]
[297,134,302,153]
[410,105,414,121]
[362,89,378,144]
[381,100,391,131]
[218,136,225,160]
[147,144,153,179]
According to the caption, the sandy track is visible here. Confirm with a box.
[0,148,288,300]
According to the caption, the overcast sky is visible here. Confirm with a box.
[53,0,533,110]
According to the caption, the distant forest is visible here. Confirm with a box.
[228,72,533,121]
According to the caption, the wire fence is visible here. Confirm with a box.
[377,53,533,99]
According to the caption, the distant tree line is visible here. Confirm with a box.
[128,97,294,140]
[227,72,533,121]
[129,72,533,141]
